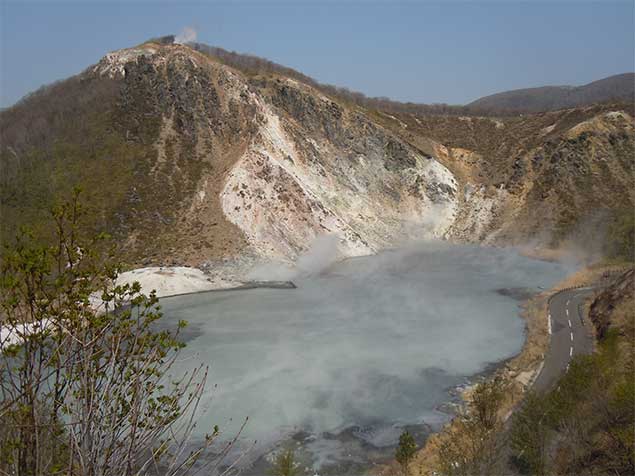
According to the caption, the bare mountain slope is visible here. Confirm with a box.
[376,105,635,248]
[1,42,457,266]
[1,41,633,269]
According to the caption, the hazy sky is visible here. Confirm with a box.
[1,1,633,108]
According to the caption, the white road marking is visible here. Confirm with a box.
[570,346,573,357]
[570,332,574,341]
[547,314,552,335]
[566,308,569,317]
[568,319,572,327]
[566,364,570,372]
[566,299,570,306]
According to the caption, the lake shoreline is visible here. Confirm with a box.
[390,265,610,476]
[154,245,568,475]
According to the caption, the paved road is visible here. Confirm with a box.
[532,287,596,392]
[498,287,597,474]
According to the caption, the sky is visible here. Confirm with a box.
[1,0,634,108]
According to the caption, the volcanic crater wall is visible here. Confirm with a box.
[4,41,632,268]
[220,78,459,259]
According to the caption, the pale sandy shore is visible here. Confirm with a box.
[115,266,240,298]
[1,266,240,349]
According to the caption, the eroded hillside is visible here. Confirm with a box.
[377,105,635,248]
[1,42,457,267]
[1,41,633,270]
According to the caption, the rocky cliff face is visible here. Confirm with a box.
[1,41,633,270]
[377,105,635,248]
[107,43,458,262]
[220,78,457,259]
[589,268,634,340]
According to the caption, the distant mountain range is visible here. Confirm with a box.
[468,73,635,113]
[185,40,634,115]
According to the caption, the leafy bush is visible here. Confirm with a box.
[395,430,417,475]
[436,377,507,476]
[0,192,235,475]
[510,330,635,475]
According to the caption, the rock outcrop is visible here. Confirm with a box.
[84,42,459,263]
[1,41,634,270]
[589,268,634,340]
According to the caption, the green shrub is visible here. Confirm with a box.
[395,430,417,475]
[0,193,227,475]
[510,329,635,475]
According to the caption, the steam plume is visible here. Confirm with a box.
[175,26,197,44]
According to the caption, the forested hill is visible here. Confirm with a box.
[467,73,635,113]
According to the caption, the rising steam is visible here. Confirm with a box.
[175,26,197,44]
[161,241,572,471]
[247,234,343,281]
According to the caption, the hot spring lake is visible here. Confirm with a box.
[158,243,570,474]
